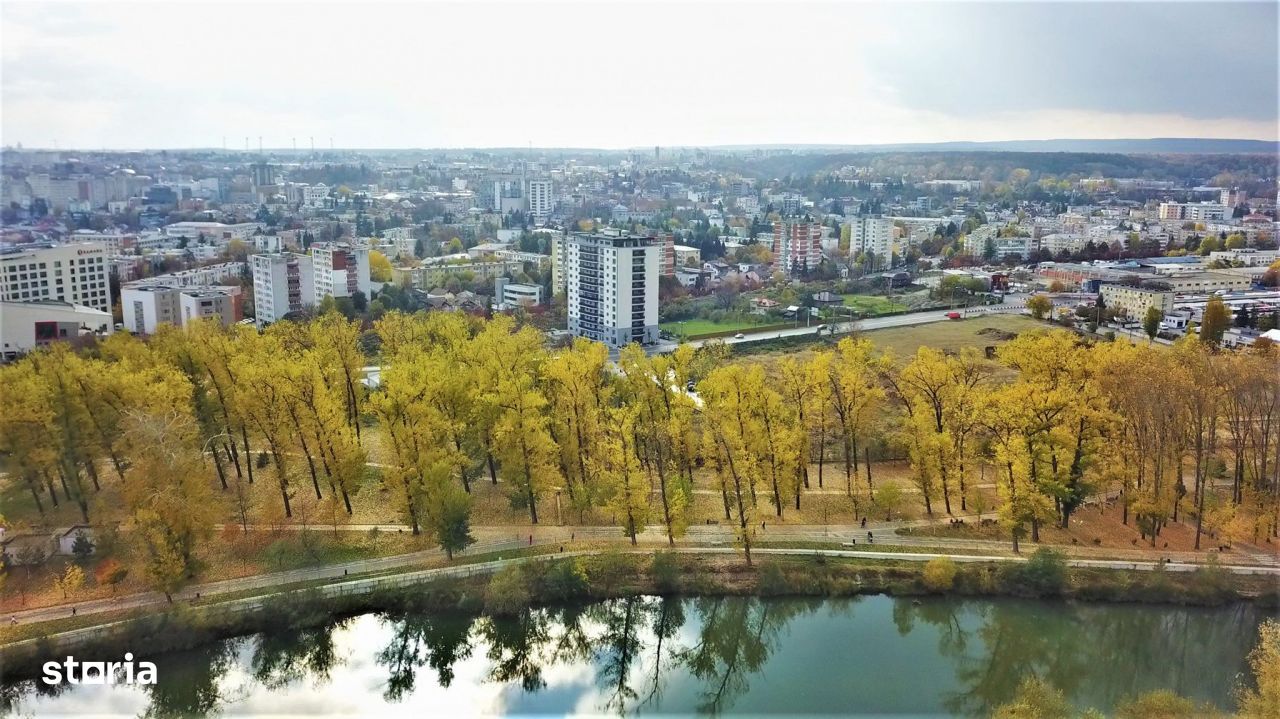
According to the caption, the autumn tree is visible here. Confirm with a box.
[617,346,692,543]
[1143,306,1163,341]
[592,407,653,544]
[827,338,887,501]
[1026,294,1053,320]
[699,365,766,565]
[1200,295,1231,346]
[120,407,217,597]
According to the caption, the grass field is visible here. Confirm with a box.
[735,314,1044,366]
[842,294,909,315]
[857,313,1042,359]
[660,317,766,338]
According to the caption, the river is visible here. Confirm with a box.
[2,595,1269,717]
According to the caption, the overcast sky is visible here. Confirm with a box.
[3,0,1277,149]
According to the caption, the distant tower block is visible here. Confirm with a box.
[655,146,660,161]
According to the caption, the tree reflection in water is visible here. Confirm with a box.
[891,598,1261,717]
[1,595,1264,717]
[377,612,474,699]
[142,638,246,719]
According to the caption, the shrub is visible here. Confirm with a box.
[651,552,681,592]
[1009,548,1067,596]
[757,561,790,595]
[583,549,634,594]
[922,557,958,592]
[94,558,129,594]
[70,532,95,563]
[260,538,308,570]
[993,676,1071,719]
[485,564,532,615]
[540,559,589,601]
[1114,690,1208,719]
[1187,556,1233,604]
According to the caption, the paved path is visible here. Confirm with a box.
[7,518,1277,631]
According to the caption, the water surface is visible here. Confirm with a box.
[4,595,1268,717]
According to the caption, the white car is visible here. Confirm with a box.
[734,333,745,339]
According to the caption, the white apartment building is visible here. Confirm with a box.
[495,278,545,309]
[566,231,660,348]
[163,221,262,242]
[850,216,895,263]
[550,233,568,294]
[302,183,330,209]
[128,262,247,288]
[1100,285,1175,319]
[771,221,824,275]
[251,252,314,326]
[121,284,242,334]
[526,179,554,221]
[673,244,701,268]
[1158,202,1228,222]
[0,242,113,313]
[311,243,371,301]
[1038,233,1087,255]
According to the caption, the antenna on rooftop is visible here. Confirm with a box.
[244,136,249,153]
[292,137,297,152]
[329,136,334,151]
[258,136,263,154]
[310,136,315,153]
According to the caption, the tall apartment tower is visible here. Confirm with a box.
[310,242,370,302]
[251,252,314,326]
[525,179,553,221]
[770,221,823,275]
[566,230,660,348]
[851,215,895,263]
[550,234,567,295]
[0,242,114,312]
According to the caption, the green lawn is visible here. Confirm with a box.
[842,294,909,315]
[660,318,766,338]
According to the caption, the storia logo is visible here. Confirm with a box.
[42,653,157,685]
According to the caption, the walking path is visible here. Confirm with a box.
[6,519,1277,631]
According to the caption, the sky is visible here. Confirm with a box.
[2,0,1277,150]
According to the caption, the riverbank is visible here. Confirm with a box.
[2,547,1275,681]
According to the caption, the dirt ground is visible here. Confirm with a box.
[905,501,1280,557]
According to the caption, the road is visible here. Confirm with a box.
[7,518,1276,630]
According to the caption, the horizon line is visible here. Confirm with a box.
[5,137,1278,154]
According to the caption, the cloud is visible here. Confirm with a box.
[2,1,1275,148]
[861,2,1278,122]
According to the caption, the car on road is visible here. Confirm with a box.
[946,311,962,320]
[734,332,745,339]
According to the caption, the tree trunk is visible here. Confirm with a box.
[454,436,471,493]
[84,459,102,492]
[211,441,229,490]
[843,435,853,496]
[42,471,59,507]
[27,476,44,514]
[241,426,255,484]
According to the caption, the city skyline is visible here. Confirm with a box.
[3,0,1277,150]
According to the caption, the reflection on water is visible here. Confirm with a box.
[3,595,1268,717]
